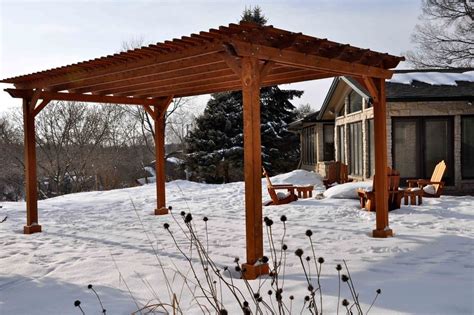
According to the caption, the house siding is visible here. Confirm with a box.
[332,100,474,193]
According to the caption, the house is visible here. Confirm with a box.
[289,68,474,194]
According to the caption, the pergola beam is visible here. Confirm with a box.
[230,41,394,79]
[5,89,159,106]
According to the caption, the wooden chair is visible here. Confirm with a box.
[323,161,353,189]
[406,160,446,198]
[262,167,298,206]
[357,167,403,212]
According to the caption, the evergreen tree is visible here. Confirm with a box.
[185,87,302,183]
[241,6,267,25]
[184,7,301,183]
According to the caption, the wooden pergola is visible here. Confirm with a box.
[1,22,403,279]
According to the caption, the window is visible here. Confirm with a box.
[392,117,454,185]
[348,122,363,176]
[368,119,375,177]
[302,126,315,165]
[461,116,474,179]
[337,125,345,162]
[323,124,335,161]
[348,91,363,114]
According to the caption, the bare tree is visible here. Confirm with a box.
[0,113,24,200]
[406,0,474,68]
[294,103,314,119]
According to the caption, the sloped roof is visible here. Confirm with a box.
[312,68,474,121]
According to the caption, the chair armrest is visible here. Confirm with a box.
[406,179,421,187]
[271,184,294,188]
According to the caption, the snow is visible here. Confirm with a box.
[388,70,474,86]
[324,181,373,199]
[269,169,324,188]
[1,171,473,314]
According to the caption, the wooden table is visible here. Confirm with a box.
[296,185,314,199]
[404,188,423,206]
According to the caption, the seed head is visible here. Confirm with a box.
[219,309,228,315]
[203,216,208,222]
[295,248,304,257]
[318,257,325,264]
[265,219,274,227]
[184,213,193,223]
[306,256,311,261]
[280,215,287,222]
[341,274,349,282]
[180,211,185,217]
[261,256,269,263]
[308,284,314,291]
[304,295,310,302]
[376,289,382,294]
[87,284,93,289]
[342,299,350,307]
[336,264,342,271]
[267,290,273,295]
[282,244,288,251]
[289,295,294,300]
[163,223,170,230]
[168,206,173,211]
[305,229,313,237]
[243,301,249,307]
[74,300,81,307]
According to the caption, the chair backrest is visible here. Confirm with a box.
[430,160,446,193]
[326,161,341,184]
[262,167,280,204]
[340,163,350,184]
[262,167,273,187]
[372,167,400,201]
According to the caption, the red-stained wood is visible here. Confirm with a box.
[148,96,173,215]
[239,56,269,279]
[6,89,159,106]
[370,78,392,238]
[22,98,41,234]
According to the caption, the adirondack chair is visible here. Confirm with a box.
[323,161,353,189]
[406,160,446,198]
[357,167,403,212]
[262,167,298,206]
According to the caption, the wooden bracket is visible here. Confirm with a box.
[219,50,242,77]
[362,77,380,103]
[32,99,51,117]
[259,60,275,81]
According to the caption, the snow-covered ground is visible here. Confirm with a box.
[1,170,473,314]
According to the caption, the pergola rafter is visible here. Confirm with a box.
[1,21,404,280]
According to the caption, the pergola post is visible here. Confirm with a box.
[240,57,269,279]
[22,97,41,234]
[371,78,393,238]
[144,96,173,215]
[154,111,168,215]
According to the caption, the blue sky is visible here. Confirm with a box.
[0,0,421,112]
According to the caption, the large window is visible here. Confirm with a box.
[461,116,474,179]
[392,117,454,185]
[302,126,315,165]
[348,91,363,114]
[323,124,335,161]
[348,122,363,176]
[337,125,345,163]
[368,119,375,177]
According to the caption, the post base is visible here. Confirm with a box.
[24,224,42,234]
[241,262,270,280]
[372,228,393,238]
[154,207,169,215]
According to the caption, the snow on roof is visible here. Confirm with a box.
[388,70,474,86]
